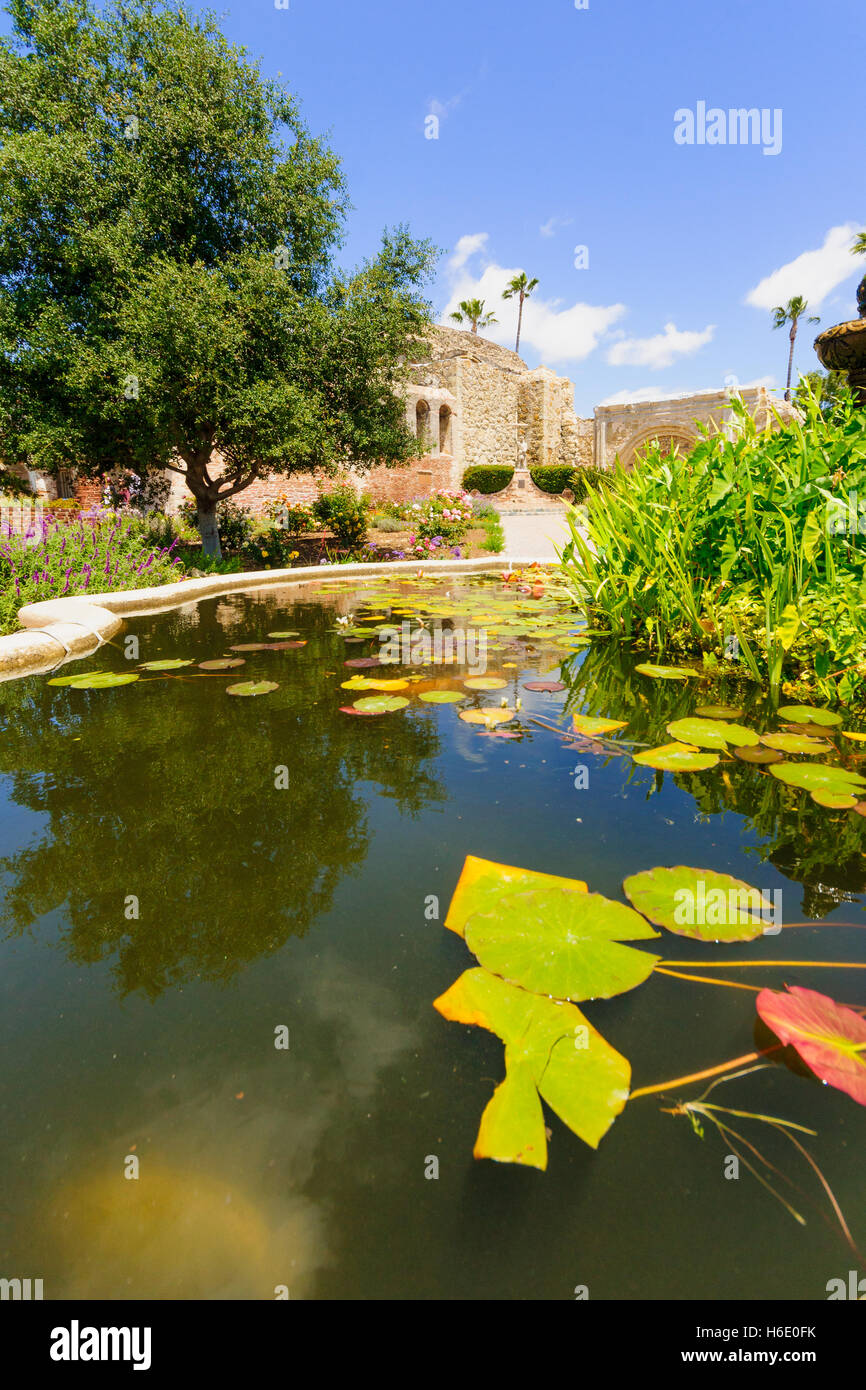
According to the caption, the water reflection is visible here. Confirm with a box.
[0,593,445,996]
[561,643,866,917]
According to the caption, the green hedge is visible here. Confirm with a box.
[529,464,613,499]
[462,465,514,494]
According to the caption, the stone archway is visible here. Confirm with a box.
[619,427,698,471]
[415,400,431,449]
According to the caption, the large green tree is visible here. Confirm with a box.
[0,0,436,554]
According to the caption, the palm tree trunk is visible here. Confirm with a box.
[785,321,797,401]
[515,291,524,353]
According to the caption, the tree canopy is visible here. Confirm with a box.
[0,0,437,551]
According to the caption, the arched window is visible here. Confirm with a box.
[439,405,452,454]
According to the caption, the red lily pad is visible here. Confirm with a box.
[339,704,378,716]
[523,680,566,692]
[344,657,381,668]
[756,986,866,1106]
[229,643,270,652]
[198,658,245,670]
[264,640,306,650]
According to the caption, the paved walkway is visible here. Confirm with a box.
[501,510,573,561]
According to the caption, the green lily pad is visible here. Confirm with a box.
[777,705,842,727]
[733,745,783,764]
[418,690,465,703]
[463,887,660,1001]
[352,695,409,714]
[226,680,279,697]
[446,856,588,938]
[634,663,700,680]
[267,631,300,638]
[695,705,743,719]
[760,732,833,755]
[463,676,508,690]
[633,742,719,771]
[572,714,628,736]
[434,968,631,1163]
[811,790,858,809]
[623,865,775,941]
[48,671,140,689]
[667,717,760,749]
[198,658,245,670]
[769,762,866,794]
[137,659,194,671]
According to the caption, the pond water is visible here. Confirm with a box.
[0,571,863,1300]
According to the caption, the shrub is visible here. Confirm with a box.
[471,497,499,521]
[371,514,406,533]
[481,516,505,553]
[241,526,301,570]
[0,510,185,634]
[529,465,576,494]
[410,489,473,543]
[264,497,316,534]
[462,465,514,494]
[312,486,371,548]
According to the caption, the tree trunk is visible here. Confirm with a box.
[515,292,524,353]
[196,496,222,559]
[785,323,797,401]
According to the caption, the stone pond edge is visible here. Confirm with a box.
[0,554,555,683]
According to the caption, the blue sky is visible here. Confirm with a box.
[10,0,866,415]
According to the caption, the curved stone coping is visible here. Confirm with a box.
[1,554,554,683]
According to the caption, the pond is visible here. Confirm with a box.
[0,570,863,1300]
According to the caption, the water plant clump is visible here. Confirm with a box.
[561,386,866,704]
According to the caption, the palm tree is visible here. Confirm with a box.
[772,296,820,400]
[449,298,498,334]
[502,271,539,353]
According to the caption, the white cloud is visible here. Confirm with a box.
[448,232,489,273]
[539,216,573,238]
[599,375,778,407]
[745,223,865,312]
[440,234,625,365]
[606,322,715,369]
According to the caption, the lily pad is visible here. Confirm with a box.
[667,717,760,750]
[695,705,743,719]
[418,690,465,703]
[433,967,631,1163]
[198,658,245,670]
[264,640,306,650]
[769,762,866,795]
[459,707,515,728]
[760,732,833,755]
[340,677,409,692]
[777,705,842,727]
[623,865,775,941]
[755,986,866,1106]
[463,887,660,1001]
[446,855,588,937]
[733,745,783,764]
[463,677,508,690]
[138,659,194,671]
[572,714,628,736]
[344,657,381,669]
[352,695,409,714]
[47,671,140,689]
[841,730,866,742]
[810,790,858,809]
[267,630,300,638]
[226,680,279,697]
[634,663,700,680]
[523,680,566,692]
[229,643,270,652]
[633,742,719,772]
